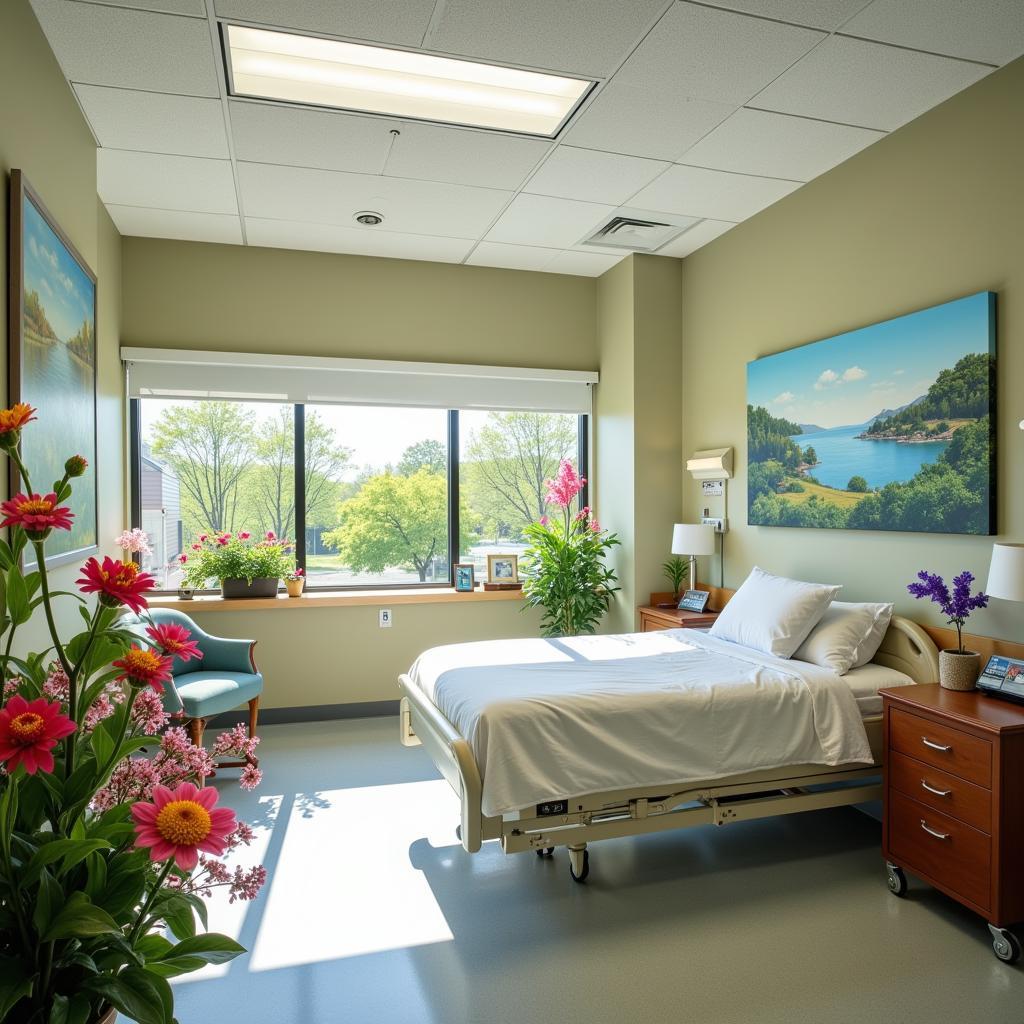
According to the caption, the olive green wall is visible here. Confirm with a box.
[1,0,124,648]
[680,56,1024,642]
[121,239,597,707]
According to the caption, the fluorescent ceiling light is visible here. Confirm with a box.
[224,25,593,137]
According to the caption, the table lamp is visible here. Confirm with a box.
[671,523,716,594]
[987,543,1024,603]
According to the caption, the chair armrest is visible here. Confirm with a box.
[200,636,259,674]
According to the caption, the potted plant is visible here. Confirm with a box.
[661,555,689,606]
[908,569,989,689]
[0,403,265,1024]
[284,566,305,598]
[180,530,292,598]
[521,460,620,637]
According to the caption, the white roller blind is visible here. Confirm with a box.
[122,348,596,414]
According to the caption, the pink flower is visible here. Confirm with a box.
[238,531,251,540]
[574,505,591,522]
[191,543,202,551]
[115,528,152,556]
[2,678,23,699]
[544,460,585,508]
[146,622,202,663]
[131,688,169,734]
[265,531,276,541]
[216,535,229,546]
[240,763,262,790]
[0,695,76,775]
[131,781,238,871]
[539,515,549,526]
[590,520,601,533]
[178,554,188,564]
[198,534,209,543]
[0,492,74,539]
[77,556,156,615]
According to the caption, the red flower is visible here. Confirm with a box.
[146,622,201,663]
[178,554,188,564]
[0,695,76,775]
[265,531,276,541]
[0,403,36,447]
[0,492,74,539]
[113,645,173,692]
[132,781,237,871]
[76,556,156,614]
[238,531,251,540]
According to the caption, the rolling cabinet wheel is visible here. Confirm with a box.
[568,848,590,883]
[989,925,1021,964]
[885,862,907,897]
[535,847,555,858]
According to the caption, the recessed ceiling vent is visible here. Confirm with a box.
[582,215,686,252]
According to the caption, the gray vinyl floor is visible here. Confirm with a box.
[172,717,1024,1024]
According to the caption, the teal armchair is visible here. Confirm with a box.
[123,609,263,765]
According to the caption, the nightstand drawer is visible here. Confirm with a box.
[889,790,991,911]
[889,751,992,833]
[890,708,992,788]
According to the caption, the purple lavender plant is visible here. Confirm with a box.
[907,570,989,654]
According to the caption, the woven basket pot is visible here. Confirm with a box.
[939,649,981,691]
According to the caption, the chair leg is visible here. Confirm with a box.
[247,697,260,766]
[187,717,206,749]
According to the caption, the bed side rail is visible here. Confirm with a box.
[398,675,486,852]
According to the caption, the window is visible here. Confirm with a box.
[131,399,587,593]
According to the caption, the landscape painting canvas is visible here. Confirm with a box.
[8,171,98,566]
[747,292,995,535]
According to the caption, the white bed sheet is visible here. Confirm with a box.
[407,628,875,817]
[841,662,915,718]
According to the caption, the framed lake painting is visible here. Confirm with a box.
[747,292,995,535]
[8,170,98,567]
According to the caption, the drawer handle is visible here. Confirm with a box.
[921,780,952,798]
[922,737,952,753]
[920,820,950,841]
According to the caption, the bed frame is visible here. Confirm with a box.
[398,616,940,882]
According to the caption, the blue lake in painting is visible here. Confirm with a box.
[789,424,949,490]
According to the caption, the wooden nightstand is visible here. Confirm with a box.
[638,605,719,631]
[881,684,1024,963]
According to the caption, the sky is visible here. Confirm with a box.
[747,292,994,429]
[23,197,94,341]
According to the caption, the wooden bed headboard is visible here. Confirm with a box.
[873,615,940,683]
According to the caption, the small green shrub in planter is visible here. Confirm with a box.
[180,530,292,597]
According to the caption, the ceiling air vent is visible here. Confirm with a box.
[582,215,687,253]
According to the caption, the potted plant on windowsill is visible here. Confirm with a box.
[180,530,292,599]
[284,566,305,598]
[907,569,989,690]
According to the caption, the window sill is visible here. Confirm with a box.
[147,587,525,613]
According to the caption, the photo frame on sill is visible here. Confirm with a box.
[454,563,475,592]
[487,553,518,584]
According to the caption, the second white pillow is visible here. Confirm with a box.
[793,600,894,675]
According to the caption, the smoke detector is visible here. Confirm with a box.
[581,215,688,252]
[355,211,383,226]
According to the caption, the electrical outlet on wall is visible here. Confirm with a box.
[379,608,392,628]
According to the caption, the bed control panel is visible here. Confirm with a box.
[536,800,568,817]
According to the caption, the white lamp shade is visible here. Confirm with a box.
[987,543,1024,602]
[671,523,716,557]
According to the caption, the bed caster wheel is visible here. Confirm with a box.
[536,847,554,858]
[885,862,907,898]
[989,925,1021,964]
[568,848,589,883]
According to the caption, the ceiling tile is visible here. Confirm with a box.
[679,108,885,182]
[751,36,991,131]
[75,85,228,158]
[547,250,625,276]
[426,0,669,78]
[630,164,800,221]
[465,242,559,272]
[656,218,737,257]
[30,0,220,96]
[245,218,475,263]
[106,205,243,244]
[213,0,437,47]
[384,123,550,190]
[69,0,206,14]
[693,1,872,31]
[565,84,736,162]
[98,150,238,214]
[523,147,668,205]
[614,3,825,104]
[485,194,616,249]
[230,102,395,174]
[238,162,512,237]
[840,0,1024,66]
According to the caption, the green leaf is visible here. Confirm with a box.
[0,955,34,1020]
[84,967,172,1024]
[158,895,197,941]
[42,893,121,941]
[23,838,111,887]
[48,993,93,1024]
[5,569,30,626]
[153,933,245,966]
[90,725,115,766]
[32,868,63,935]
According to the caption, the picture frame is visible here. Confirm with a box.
[454,562,475,592]
[677,589,710,613]
[486,553,518,584]
[8,170,98,569]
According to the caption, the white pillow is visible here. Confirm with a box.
[793,601,894,675]
[709,567,841,659]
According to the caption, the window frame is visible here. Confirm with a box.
[129,399,589,594]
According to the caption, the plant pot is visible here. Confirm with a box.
[221,577,279,599]
[939,649,981,691]
[285,578,305,598]
[94,1006,116,1024]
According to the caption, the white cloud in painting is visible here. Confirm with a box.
[842,365,867,382]
[814,369,839,390]
[893,368,905,375]
[772,391,795,404]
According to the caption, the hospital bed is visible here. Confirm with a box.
[398,616,940,883]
